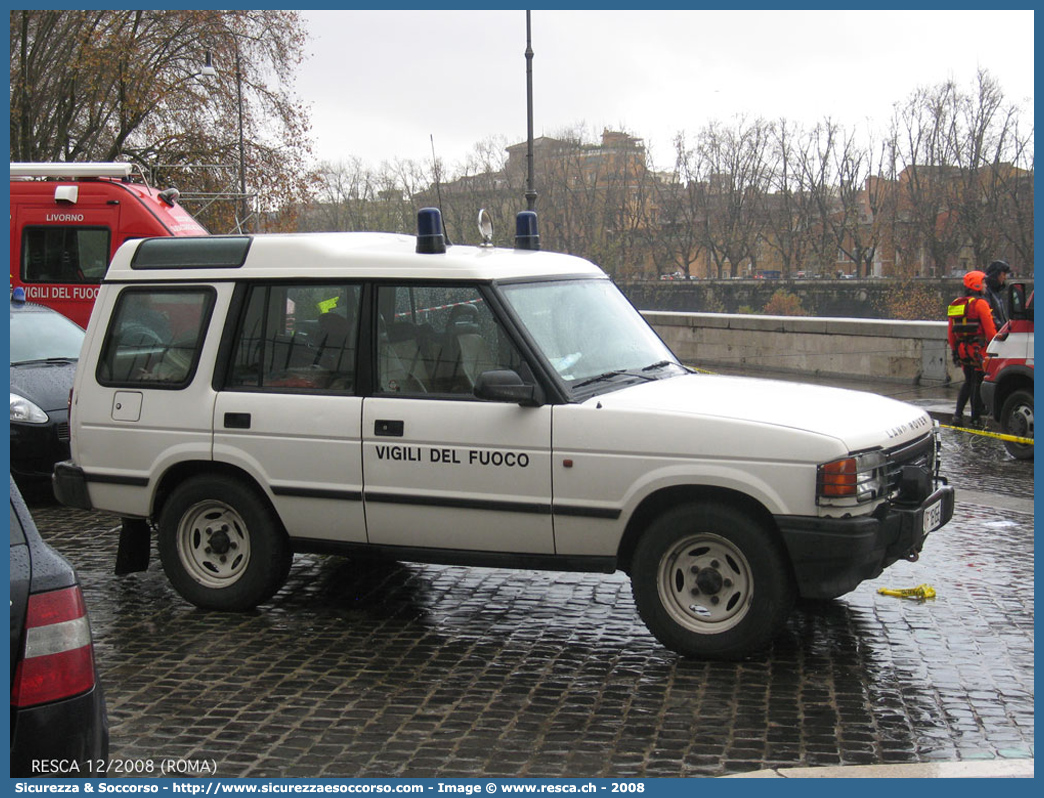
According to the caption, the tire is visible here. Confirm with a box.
[630,502,795,660]
[1000,389,1033,460]
[158,475,292,610]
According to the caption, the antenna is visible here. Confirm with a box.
[429,134,451,245]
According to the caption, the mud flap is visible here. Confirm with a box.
[115,518,152,575]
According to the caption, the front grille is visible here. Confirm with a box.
[56,422,71,442]
[884,431,936,495]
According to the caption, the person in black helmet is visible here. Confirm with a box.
[984,259,1012,327]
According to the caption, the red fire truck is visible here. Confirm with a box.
[982,282,1034,460]
[10,162,207,328]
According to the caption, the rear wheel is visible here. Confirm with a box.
[1000,389,1033,460]
[631,502,795,659]
[158,475,292,610]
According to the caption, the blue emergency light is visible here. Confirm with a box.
[514,211,540,251]
[11,286,26,303]
[416,207,447,254]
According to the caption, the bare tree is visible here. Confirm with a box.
[884,71,1035,276]
[537,125,604,258]
[650,134,707,278]
[764,118,816,277]
[697,117,773,278]
[945,70,1032,269]
[991,117,1035,269]
[431,136,523,247]
[305,158,377,231]
[889,80,966,275]
[379,158,434,234]
[799,121,845,276]
[829,126,891,278]
[455,136,520,246]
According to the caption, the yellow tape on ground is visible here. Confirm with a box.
[939,424,1034,446]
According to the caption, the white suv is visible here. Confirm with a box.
[54,208,954,659]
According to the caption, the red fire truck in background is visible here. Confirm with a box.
[10,162,207,328]
[982,282,1034,460]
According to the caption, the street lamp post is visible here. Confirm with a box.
[234,46,247,233]
[201,46,248,233]
[524,11,537,212]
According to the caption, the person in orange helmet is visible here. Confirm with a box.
[947,270,998,426]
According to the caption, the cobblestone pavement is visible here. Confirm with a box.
[25,426,1033,779]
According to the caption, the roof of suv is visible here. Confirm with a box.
[106,232,607,283]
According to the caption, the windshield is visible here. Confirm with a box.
[500,278,681,392]
[10,308,85,364]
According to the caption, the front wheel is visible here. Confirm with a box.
[1000,389,1034,460]
[158,475,292,610]
[630,503,795,660]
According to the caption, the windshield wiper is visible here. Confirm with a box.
[13,356,78,366]
[641,360,677,372]
[572,369,658,390]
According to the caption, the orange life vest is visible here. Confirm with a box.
[948,296,988,369]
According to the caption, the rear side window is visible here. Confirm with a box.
[226,283,361,392]
[22,227,110,283]
[96,288,215,388]
[375,284,524,396]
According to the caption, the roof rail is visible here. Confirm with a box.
[10,162,134,180]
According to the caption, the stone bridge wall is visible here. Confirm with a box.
[643,311,960,386]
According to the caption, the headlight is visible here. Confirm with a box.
[11,393,49,424]
[817,451,886,506]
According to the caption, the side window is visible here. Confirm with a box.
[376,284,523,396]
[97,288,214,388]
[227,283,360,392]
[22,227,110,283]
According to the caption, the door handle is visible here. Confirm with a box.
[374,419,404,437]
[224,412,251,429]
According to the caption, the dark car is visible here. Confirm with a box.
[10,291,85,488]
[10,476,108,776]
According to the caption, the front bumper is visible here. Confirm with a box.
[775,484,955,600]
[11,420,71,481]
[980,379,998,419]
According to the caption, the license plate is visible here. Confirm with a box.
[922,498,943,535]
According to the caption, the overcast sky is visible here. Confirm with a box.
[297,9,1035,173]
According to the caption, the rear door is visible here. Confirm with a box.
[213,281,367,544]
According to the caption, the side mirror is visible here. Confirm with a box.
[473,369,544,407]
